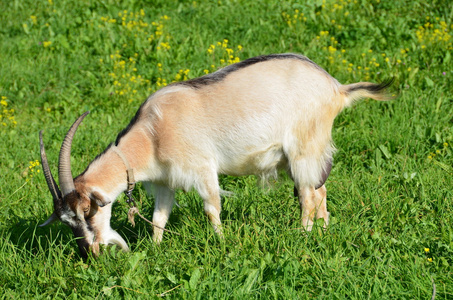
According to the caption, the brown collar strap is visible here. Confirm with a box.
[111,145,136,192]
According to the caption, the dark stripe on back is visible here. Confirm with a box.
[114,103,145,146]
[178,53,322,89]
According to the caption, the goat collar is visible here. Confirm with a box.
[111,145,136,193]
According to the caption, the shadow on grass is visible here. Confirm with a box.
[0,197,191,261]
[3,175,299,260]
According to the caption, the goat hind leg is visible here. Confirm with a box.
[297,186,316,231]
[289,148,331,230]
[314,184,329,227]
[294,185,330,230]
[291,169,330,231]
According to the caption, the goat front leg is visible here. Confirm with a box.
[296,185,329,230]
[195,170,223,236]
[204,193,222,236]
[148,183,175,244]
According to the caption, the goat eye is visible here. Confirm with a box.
[83,206,90,213]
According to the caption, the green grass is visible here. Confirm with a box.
[1,0,452,298]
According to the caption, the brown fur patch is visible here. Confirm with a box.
[64,184,91,219]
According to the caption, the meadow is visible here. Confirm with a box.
[0,0,452,298]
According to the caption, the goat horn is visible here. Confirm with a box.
[39,130,63,211]
[39,212,58,227]
[58,111,90,196]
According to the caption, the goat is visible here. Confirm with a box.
[39,53,394,258]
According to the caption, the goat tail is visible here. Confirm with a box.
[340,78,396,107]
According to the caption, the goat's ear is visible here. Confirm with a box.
[90,191,111,207]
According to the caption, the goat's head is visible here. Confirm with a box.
[39,112,127,258]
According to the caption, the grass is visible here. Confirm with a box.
[1,0,452,298]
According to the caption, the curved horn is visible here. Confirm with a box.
[39,212,58,227]
[39,130,63,226]
[58,111,90,196]
[39,131,63,203]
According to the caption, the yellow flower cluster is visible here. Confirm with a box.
[314,30,396,81]
[416,17,452,50]
[157,42,171,51]
[281,3,448,86]
[152,15,170,38]
[107,51,151,102]
[205,40,243,74]
[424,247,433,262]
[173,69,190,82]
[98,11,175,97]
[99,11,173,100]
[156,77,168,87]
[316,0,354,29]
[100,16,117,24]
[101,10,148,30]
[1,96,17,128]
[319,30,329,38]
[427,141,450,160]
[281,9,306,27]
[100,11,170,47]
[155,68,190,88]
[26,160,41,181]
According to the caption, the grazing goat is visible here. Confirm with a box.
[39,53,394,258]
